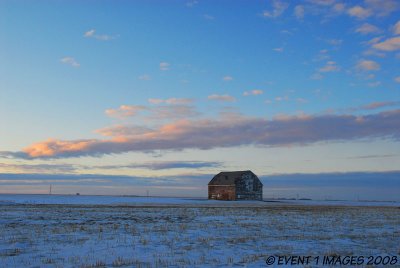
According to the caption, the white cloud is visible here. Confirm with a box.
[310,73,323,80]
[372,37,400,51]
[222,76,233,81]
[263,0,289,18]
[296,98,308,103]
[333,3,346,13]
[326,39,343,46]
[243,90,264,96]
[275,96,289,101]
[207,94,236,102]
[273,47,284,52]
[364,0,399,17]
[60,57,80,67]
[294,5,305,19]
[394,76,400,83]
[84,29,116,41]
[84,29,95,37]
[185,0,198,7]
[357,59,380,71]
[368,81,381,87]
[347,5,372,19]
[148,98,193,105]
[393,20,400,35]
[203,14,214,20]
[355,23,381,34]
[159,62,170,71]
[307,0,335,6]
[138,74,151,80]
[319,61,340,72]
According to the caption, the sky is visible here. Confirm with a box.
[1,0,399,201]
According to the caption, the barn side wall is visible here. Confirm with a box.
[235,173,263,201]
[208,185,236,201]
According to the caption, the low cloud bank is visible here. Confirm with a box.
[3,109,400,159]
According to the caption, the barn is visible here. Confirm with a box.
[208,170,263,201]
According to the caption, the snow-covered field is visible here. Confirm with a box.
[1,194,399,207]
[0,195,399,267]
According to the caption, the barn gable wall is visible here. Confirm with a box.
[235,172,263,200]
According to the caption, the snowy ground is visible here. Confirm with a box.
[0,195,399,267]
[1,194,399,207]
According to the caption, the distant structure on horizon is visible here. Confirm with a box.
[208,170,263,201]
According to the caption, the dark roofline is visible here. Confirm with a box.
[208,170,261,186]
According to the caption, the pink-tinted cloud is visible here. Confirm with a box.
[263,0,289,18]
[105,105,146,118]
[360,101,400,110]
[355,23,381,34]
[148,98,193,105]
[243,90,264,96]
[356,59,380,71]
[347,5,371,19]
[84,29,117,41]
[319,61,340,72]
[60,57,80,67]
[372,37,400,51]
[14,109,400,159]
[207,94,236,102]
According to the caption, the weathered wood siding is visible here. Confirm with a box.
[235,172,263,200]
[208,185,236,201]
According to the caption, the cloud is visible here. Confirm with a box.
[355,23,381,34]
[356,59,380,71]
[359,101,400,110]
[148,98,193,105]
[222,76,233,81]
[159,62,170,71]
[60,57,80,67]
[207,94,236,102]
[332,3,346,12]
[367,81,381,87]
[394,20,400,35]
[185,0,198,7]
[373,37,400,51]
[243,90,264,96]
[98,161,222,170]
[296,98,308,104]
[310,73,323,80]
[347,5,372,19]
[306,0,335,6]
[84,29,95,37]
[364,0,399,17]
[273,47,284,52]
[319,61,340,72]
[148,105,200,120]
[105,105,147,118]
[203,14,214,20]
[138,74,151,80]
[395,76,400,83]
[12,109,400,159]
[95,125,155,137]
[84,29,117,41]
[0,163,77,173]
[326,39,343,46]
[294,5,305,19]
[263,0,289,18]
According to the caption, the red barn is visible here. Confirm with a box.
[208,170,263,201]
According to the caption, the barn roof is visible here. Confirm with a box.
[208,170,255,185]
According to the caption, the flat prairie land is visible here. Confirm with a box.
[0,198,399,267]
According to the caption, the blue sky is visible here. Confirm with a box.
[1,0,399,200]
